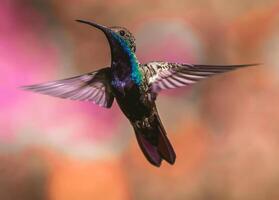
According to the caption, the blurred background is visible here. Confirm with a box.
[1,0,279,199]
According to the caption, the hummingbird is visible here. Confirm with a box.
[22,20,258,167]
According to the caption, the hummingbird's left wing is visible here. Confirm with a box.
[141,62,258,94]
[22,68,114,108]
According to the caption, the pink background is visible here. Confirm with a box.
[1,0,279,199]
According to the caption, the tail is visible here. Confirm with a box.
[131,114,176,167]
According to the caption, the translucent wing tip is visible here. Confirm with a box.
[19,84,40,91]
[193,63,262,68]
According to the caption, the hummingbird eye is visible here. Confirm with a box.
[119,30,125,36]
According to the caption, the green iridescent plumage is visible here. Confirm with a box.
[112,33,143,85]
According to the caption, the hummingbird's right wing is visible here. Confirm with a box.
[22,68,114,108]
[141,62,258,94]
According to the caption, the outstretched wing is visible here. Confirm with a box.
[22,68,114,108]
[141,62,258,93]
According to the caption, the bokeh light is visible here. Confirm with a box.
[1,0,279,199]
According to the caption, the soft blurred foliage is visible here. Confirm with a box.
[1,0,279,199]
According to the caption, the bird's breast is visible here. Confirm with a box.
[111,79,153,121]
[111,75,133,94]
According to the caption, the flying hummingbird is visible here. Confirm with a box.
[22,20,258,167]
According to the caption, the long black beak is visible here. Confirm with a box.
[76,19,122,63]
[76,19,111,34]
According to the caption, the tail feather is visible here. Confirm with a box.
[135,132,162,166]
[157,129,176,164]
[132,114,176,167]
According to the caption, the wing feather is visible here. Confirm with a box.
[141,62,258,93]
[22,68,114,108]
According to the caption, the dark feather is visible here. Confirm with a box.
[131,113,176,167]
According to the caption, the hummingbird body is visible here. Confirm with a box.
[108,27,149,120]
[107,29,176,165]
[22,20,258,167]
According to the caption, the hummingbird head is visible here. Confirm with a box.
[109,26,136,52]
[76,19,136,53]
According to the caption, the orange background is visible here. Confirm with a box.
[1,0,279,199]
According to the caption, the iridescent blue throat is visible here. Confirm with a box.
[112,33,142,85]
